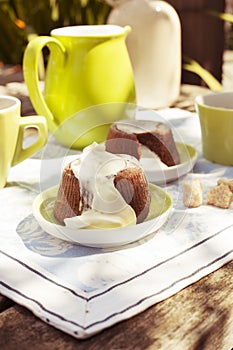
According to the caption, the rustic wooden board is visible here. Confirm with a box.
[0,260,232,349]
[0,295,14,313]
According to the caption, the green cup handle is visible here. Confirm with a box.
[23,36,66,133]
[12,116,48,166]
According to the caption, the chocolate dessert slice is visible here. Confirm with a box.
[106,120,180,166]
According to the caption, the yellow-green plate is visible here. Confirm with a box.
[141,142,198,184]
[32,184,172,248]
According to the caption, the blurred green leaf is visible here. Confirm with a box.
[207,10,233,23]
[0,0,111,64]
[183,56,223,91]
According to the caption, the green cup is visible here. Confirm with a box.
[23,25,136,150]
[195,92,233,166]
[0,95,48,189]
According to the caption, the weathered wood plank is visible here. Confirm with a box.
[0,260,232,350]
[0,295,14,312]
[168,0,226,86]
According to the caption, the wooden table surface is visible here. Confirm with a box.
[0,79,233,350]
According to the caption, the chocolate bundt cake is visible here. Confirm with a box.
[106,120,180,166]
[53,143,150,226]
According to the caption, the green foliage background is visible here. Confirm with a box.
[0,0,111,64]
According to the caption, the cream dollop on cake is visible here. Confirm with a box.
[53,143,150,229]
[115,120,166,134]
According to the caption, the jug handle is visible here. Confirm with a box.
[23,36,66,133]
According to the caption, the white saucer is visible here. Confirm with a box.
[32,184,172,248]
[140,142,198,184]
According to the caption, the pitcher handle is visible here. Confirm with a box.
[23,36,66,133]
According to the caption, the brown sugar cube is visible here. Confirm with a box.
[217,178,233,193]
[207,183,232,209]
[182,179,203,208]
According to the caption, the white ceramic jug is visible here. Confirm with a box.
[107,0,181,109]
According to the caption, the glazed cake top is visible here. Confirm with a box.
[115,119,170,134]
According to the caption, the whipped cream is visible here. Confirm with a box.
[140,145,168,170]
[115,119,168,134]
[64,142,139,229]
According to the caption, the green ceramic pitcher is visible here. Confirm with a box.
[23,25,136,149]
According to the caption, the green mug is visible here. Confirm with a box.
[195,92,233,166]
[0,95,48,189]
[23,25,136,149]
